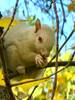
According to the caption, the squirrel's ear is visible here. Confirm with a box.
[35,19,41,33]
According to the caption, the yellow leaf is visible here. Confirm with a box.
[0,68,5,86]
[57,74,65,85]
[54,91,64,100]
[72,0,75,3]
[71,72,75,80]
[60,50,72,61]
[0,17,23,29]
[68,4,75,12]
[64,71,72,80]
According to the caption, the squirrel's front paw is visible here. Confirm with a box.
[35,54,47,68]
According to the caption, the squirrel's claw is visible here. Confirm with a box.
[35,54,47,68]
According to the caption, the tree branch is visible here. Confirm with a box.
[0,39,15,100]
[38,61,75,69]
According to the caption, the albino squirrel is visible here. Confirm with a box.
[4,19,55,79]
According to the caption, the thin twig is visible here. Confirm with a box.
[24,0,29,17]
[46,61,75,68]
[60,0,66,38]
[27,86,38,100]
[0,0,19,39]
[0,11,3,19]
[51,0,59,99]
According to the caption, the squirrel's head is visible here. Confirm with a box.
[35,19,55,58]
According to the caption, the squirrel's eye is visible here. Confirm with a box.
[38,36,43,43]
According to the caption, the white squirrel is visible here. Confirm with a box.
[4,19,55,79]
